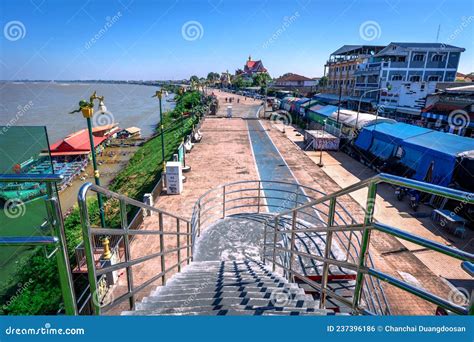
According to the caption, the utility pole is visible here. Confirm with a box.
[336,82,342,124]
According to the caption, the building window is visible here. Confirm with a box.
[391,75,403,81]
[409,75,421,82]
[427,75,440,82]
[431,54,445,62]
[412,54,425,62]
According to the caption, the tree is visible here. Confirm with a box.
[252,72,272,87]
[232,75,252,90]
[189,75,199,84]
[318,76,328,87]
[206,72,220,82]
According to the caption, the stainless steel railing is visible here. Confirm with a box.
[190,179,391,315]
[268,173,474,315]
[77,182,192,315]
[0,174,77,315]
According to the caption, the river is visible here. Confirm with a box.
[0,82,174,142]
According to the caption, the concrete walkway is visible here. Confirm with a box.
[109,90,466,315]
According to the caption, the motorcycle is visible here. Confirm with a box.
[408,189,420,211]
[395,187,406,201]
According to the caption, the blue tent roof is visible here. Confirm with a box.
[355,122,429,151]
[402,131,474,159]
[311,105,338,117]
[400,131,474,186]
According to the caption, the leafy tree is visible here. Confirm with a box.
[252,72,272,87]
[232,75,252,89]
[206,72,220,82]
[318,76,328,87]
[189,75,199,84]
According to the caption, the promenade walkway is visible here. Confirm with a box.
[108,90,463,315]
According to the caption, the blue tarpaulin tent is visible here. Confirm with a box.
[355,123,431,159]
[306,105,338,125]
[400,131,474,186]
[294,98,309,115]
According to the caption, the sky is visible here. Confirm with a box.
[0,0,473,80]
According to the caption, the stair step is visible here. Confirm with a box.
[121,260,333,316]
[152,283,301,295]
[135,297,319,310]
[144,292,312,303]
[122,307,330,316]
[150,284,304,296]
[131,303,322,315]
[166,277,285,285]
[149,289,307,301]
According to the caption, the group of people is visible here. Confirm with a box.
[224,97,239,104]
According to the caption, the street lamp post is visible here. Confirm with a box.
[70,91,107,227]
[355,86,390,129]
[152,89,169,174]
[317,119,327,167]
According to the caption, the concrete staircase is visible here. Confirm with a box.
[122,260,334,316]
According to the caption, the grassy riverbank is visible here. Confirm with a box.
[2,91,203,315]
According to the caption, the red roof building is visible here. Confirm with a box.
[49,124,118,157]
[244,55,267,75]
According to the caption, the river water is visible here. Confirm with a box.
[0,82,174,142]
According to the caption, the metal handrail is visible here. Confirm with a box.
[191,179,392,315]
[77,182,192,315]
[78,182,190,222]
[266,173,473,315]
[0,173,77,315]
[276,173,472,219]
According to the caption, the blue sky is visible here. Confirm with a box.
[0,0,473,80]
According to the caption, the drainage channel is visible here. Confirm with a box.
[247,119,313,214]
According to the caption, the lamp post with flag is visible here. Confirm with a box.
[152,89,169,174]
[70,91,107,227]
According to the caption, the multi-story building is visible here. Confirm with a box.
[352,42,465,120]
[323,45,385,100]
